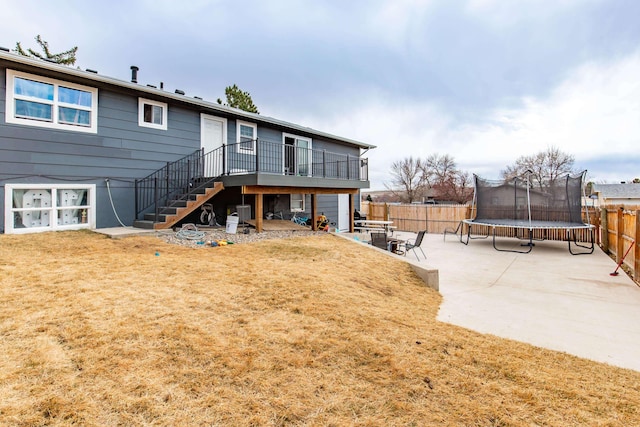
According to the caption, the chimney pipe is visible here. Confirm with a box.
[130,66,139,83]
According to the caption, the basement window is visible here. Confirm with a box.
[290,194,305,212]
[138,98,167,130]
[4,184,96,234]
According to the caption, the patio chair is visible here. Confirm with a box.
[400,230,426,260]
[370,231,388,250]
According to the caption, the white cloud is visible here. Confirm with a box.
[281,50,640,189]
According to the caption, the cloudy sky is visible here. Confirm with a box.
[2,0,639,189]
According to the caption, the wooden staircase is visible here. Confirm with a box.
[133,182,224,230]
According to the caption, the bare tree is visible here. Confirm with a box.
[501,146,577,189]
[385,157,426,203]
[422,153,472,203]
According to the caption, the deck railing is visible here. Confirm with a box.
[225,139,368,181]
[135,140,368,221]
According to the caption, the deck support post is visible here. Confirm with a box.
[255,194,264,233]
[311,194,318,231]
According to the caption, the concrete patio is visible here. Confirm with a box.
[345,230,640,372]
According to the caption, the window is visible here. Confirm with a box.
[138,98,168,130]
[5,70,98,133]
[290,194,305,212]
[4,184,96,234]
[236,120,256,153]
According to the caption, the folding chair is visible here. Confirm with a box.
[401,230,426,260]
[370,231,389,250]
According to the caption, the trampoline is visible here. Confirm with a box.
[446,171,595,254]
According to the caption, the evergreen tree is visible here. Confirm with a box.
[15,35,78,66]
[217,84,259,114]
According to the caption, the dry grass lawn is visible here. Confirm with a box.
[0,230,639,426]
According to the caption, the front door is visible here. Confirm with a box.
[201,114,227,177]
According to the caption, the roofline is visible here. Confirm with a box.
[0,49,376,150]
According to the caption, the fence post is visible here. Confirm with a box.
[617,207,624,263]
[600,208,608,250]
[425,204,429,233]
[635,210,639,282]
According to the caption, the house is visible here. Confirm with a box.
[0,48,374,234]
[590,183,640,208]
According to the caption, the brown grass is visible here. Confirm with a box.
[0,230,639,426]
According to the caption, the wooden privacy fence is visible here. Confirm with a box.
[364,202,596,239]
[363,202,470,234]
[363,202,639,281]
[601,207,639,282]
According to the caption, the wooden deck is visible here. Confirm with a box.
[244,219,309,231]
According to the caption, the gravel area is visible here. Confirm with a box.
[156,226,326,248]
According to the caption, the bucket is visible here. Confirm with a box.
[225,213,239,234]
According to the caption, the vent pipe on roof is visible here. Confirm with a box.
[130,66,139,83]
[175,89,185,95]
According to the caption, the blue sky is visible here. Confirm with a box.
[3,0,639,189]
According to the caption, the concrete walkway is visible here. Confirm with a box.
[348,230,640,372]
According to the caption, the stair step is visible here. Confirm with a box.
[159,207,178,215]
[133,220,156,229]
[134,181,224,230]
[144,213,168,222]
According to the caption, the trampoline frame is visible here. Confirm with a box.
[446,171,595,255]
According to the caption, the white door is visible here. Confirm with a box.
[201,114,227,177]
[337,194,350,232]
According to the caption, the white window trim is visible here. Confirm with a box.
[290,193,305,212]
[4,183,96,234]
[138,97,168,130]
[236,120,257,153]
[282,133,313,177]
[5,69,98,133]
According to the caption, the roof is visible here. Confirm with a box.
[592,183,640,199]
[0,49,375,150]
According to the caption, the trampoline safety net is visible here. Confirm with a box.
[474,172,586,225]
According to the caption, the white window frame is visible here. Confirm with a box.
[236,120,257,153]
[282,133,313,177]
[5,69,98,133]
[290,193,305,212]
[138,97,168,130]
[4,183,96,234]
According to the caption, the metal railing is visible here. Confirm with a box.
[135,139,368,221]
[224,139,368,181]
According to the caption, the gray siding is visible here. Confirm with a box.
[0,66,201,229]
[317,195,338,226]
[0,65,364,232]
